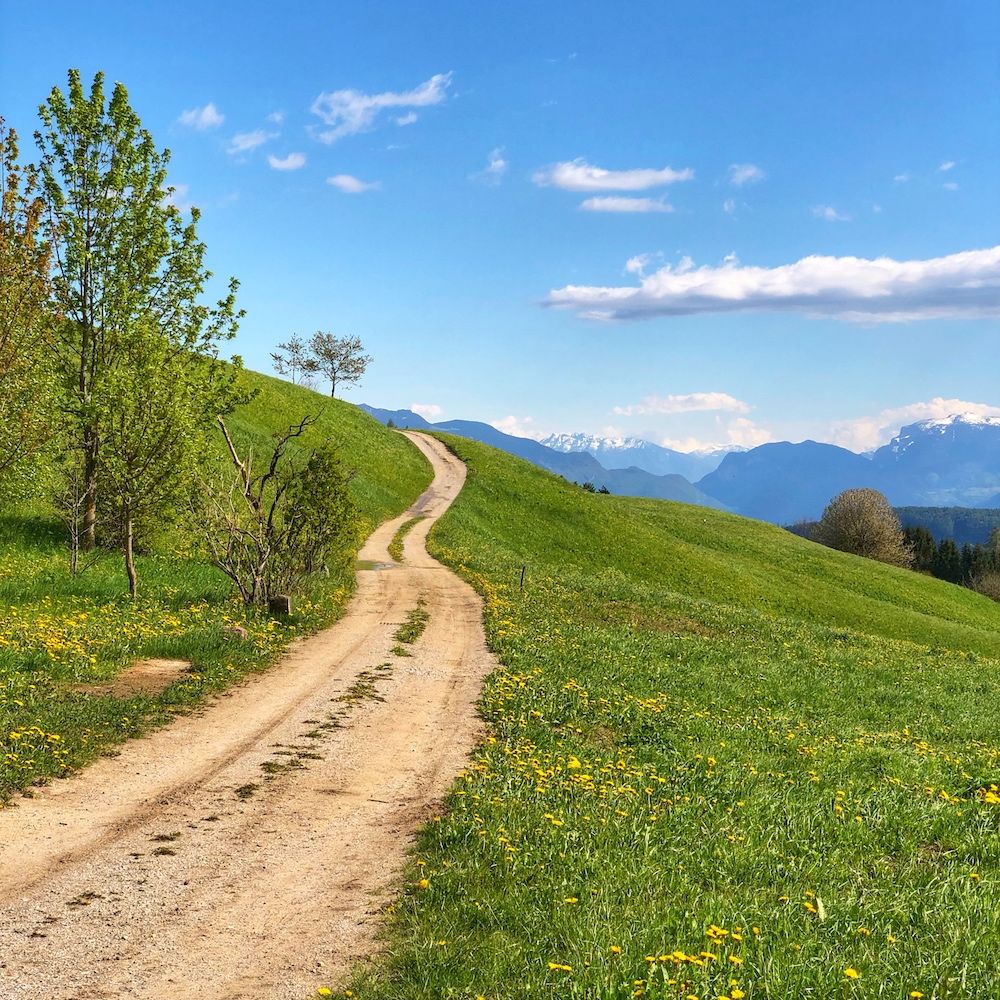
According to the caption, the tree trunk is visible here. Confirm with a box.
[329,377,336,397]
[124,514,138,598]
[82,426,99,550]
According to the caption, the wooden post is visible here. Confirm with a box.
[520,565,526,591]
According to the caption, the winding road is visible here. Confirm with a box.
[0,432,493,999]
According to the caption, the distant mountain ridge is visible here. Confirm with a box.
[358,405,728,510]
[360,406,1000,526]
[539,432,738,480]
[697,413,1000,522]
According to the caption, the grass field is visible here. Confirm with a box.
[0,372,431,801]
[356,435,1000,1000]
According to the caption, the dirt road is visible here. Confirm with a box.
[0,432,493,999]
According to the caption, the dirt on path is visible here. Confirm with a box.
[0,432,494,1000]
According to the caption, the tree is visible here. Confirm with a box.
[101,318,243,596]
[307,332,371,397]
[200,416,360,604]
[34,69,242,549]
[903,525,936,572]
[271,334,319,385]
[0,120,57,491]
[932,539,963,583]
[813,488,913,567]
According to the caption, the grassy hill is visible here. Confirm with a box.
[361,435,1000,1000]
[0,370,431,799]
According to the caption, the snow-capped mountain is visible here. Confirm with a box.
[539,433,736,480]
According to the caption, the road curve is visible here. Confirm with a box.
[0,432,493,1000]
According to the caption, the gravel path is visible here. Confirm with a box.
[0,432,493,999]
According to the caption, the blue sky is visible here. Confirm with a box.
[3,0,999,452]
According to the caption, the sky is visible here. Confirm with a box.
[2,0,999,453]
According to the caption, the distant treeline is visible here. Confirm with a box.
[894,506,1000,547]
[787,517,1000,593]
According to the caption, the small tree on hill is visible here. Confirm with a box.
[813,488,912,567]
[308,332,371,397]
[271,334,318,385]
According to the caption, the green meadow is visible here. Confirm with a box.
[0,373,431,801]
[356,434,1000,1000]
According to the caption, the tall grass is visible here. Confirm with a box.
[355,435,1000,1000]
[0,373,431,801]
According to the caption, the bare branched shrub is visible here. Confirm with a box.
[813,488,913,568]
[198,415,360,605]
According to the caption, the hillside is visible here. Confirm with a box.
[362,434,1000,998]
[0,371,432,798]
[360,404,728,509]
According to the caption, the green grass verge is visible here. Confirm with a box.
[0,371,432,802]
[352,435,1000,1000]
[390,517,427,563]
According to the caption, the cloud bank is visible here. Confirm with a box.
[311,72,452,143]
[613,392,751,416]
[533,159,694,192]
[546,245,1000,323]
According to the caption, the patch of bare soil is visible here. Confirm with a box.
[71,658,193,698]
[0,433,494,1000]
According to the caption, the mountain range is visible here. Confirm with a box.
[357,406,728,509]
[360,406,1000,525]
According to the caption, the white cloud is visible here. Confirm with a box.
[395,112,419,126]
[939,160,956,172]
[661,417,773,453]
[411,403,443,420]
[728,163,765,186]
[491,415,544,440]
[532,158,694,192]
[580,196,672,213]
[625,252,663,277]
[326,174,380,193]
[545,244,1000,323]
[178,103,224,130]
[723,198,737,215]
[943,181,959,191]
[310,72,452,144]
[613,392,752,417]
[267,152,306,171]
[471,147,508,184]
[227,129,277,155]
[813,204,851,222]
[893,172,911,183]
[267,111,285,125]
[829,398,1000,452]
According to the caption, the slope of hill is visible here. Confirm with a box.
[361,433,1000,998]
[359,405,728,509]
[0,371,433,799]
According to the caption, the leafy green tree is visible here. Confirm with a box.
[101,319,243,596]
[814,488,912,567]
[0,120,57,492]
[34,69,242,549]
[307,332,372,397]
